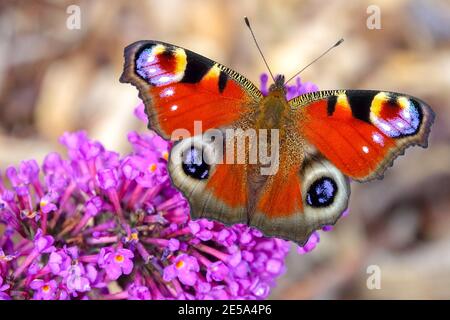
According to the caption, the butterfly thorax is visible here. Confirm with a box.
[252,79,306,177]
[257,91,288,129]
[257,75,288,130]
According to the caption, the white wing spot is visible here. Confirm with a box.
[161,88,174,97]
[402,109,411,119]
[362,146,369,154]
[158,76,171,84]
[372,133,384,146]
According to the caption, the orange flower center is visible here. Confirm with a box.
[114,254,124,263]
[149,163,157,172]
[175,260,185,269]
[162,151,169,161]
[42,285,50,293]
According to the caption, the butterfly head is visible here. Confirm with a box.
[269,75,286,95]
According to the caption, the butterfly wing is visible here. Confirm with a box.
[291,90,435,181]
[250,151,350,246]
[121,40,262,225]
[168,134,251,225]
[250,89,434,245]
[120,40,262,139]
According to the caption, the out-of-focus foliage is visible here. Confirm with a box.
[0,0,449,299]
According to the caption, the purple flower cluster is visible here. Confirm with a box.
[0,75,336,300]
[0,129,295,300]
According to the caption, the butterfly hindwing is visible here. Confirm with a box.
[250,153,350,245]
[167,134,249,225]
[291,90,435,181]
[120,40,262,140]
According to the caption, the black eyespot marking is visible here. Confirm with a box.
[327,95,337,116]
[306,177,338,208]
[182,147,210,180]
[347,91,378,123]
[387,94,398,107]
[218,71,228,93]
[409,98,424,135]
[161,48,174,59]
[181,52,211,83]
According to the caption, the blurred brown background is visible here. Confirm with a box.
[0,0,449,299]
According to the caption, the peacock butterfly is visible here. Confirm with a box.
[120,24,434,246]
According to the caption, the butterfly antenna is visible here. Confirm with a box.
[244,16,276,83]
[285,38,344,85]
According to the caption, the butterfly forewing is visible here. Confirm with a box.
[120,40,262,139]
[291,90,435,181]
